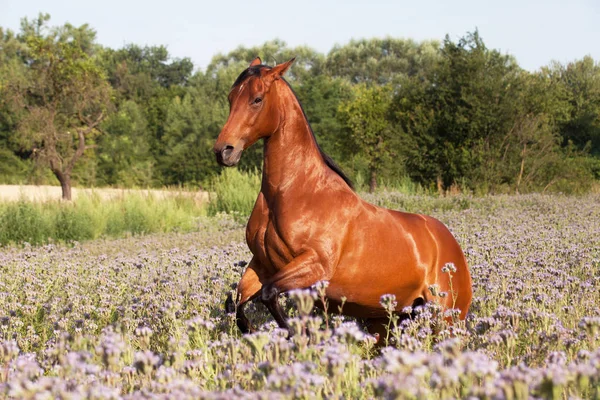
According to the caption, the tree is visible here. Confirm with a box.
[99,44,193,99]
[0,26,31,183]
[324,38,440,85]
[98,44,194,186]
[160,79,225,186]
[97,101,154,187]
[338,84,397,192]
[392,31,525,190]
[1,14,112,199]
[548,57,600,155]
[294,75,353,166]
[206,39,324,83]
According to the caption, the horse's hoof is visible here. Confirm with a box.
[225,293,235,314]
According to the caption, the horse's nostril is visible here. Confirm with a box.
[221,145,234,160]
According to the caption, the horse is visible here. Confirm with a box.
[213,57,472,339]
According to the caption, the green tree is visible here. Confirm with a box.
[0,26,30,182]
[98,44,194,186]
[325,37,440,85]
[550,57,600,154]
[393,31,525,190]
[206,39,324,83]
[294,75,352,166]
[161,92,219,186]
[97,101,153,186]
[1,14,112,199]
[100,44,193,97]
[339,84,397,192]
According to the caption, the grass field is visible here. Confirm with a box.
[0,187,211,246]
[0,193,599,398]
[0,185,209,203]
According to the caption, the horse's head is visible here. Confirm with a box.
[213,57,295,166]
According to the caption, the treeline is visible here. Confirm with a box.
[1,14,599,197]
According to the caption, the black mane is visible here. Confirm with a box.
[231,65,269,89]
[232,65,354,191]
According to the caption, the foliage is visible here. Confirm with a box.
[0,192,207,245]
[389,31,599,194]
[0,16,598,194]
[0,14,112,199]
[549,56,600,155]
[208,168,261,218]
[206,39,325,83]
[339,84,400,192]
[0,147,30,183]
[293,75,352,166]
[324,37,440,84]
[159,75,226,186]
[97,100,154,187]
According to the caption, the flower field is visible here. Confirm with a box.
[0,194,599,399]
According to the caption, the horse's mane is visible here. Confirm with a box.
[231,66,354,191]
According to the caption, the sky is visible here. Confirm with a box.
[1,0,599,72]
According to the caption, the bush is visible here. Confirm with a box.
[208,169,261,218]
[0,200,52,245]
[54,202,98,242]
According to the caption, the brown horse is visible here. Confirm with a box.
[214,57,472,338]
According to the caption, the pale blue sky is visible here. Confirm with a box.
[1,0,598,71]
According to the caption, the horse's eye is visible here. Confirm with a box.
[253,97,262,104]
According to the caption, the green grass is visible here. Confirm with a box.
[0,192,207,246]
[0,168,262,246]
[2,165,555,246]
[208,168,261,219]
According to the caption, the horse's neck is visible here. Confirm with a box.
[261,99,327,200]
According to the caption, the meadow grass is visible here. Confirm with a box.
[0,168,261,245]
[0,166,591,249]
[207,168,261,219]
[0,167,578,246]
[0,193,598,398]
[0,192,207,246]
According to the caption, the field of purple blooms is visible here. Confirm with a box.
[0,193,599,399]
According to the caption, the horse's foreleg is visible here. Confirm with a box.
[261,251,327,334]
[226,262,262,334]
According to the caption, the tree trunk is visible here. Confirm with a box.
[369,168,377,193]
[54,170,72,201]
[60,176,72,201]
[516,143,526,194]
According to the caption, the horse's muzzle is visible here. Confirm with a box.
[214,143,242,167]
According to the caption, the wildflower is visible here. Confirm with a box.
[133,350,161,375]
[441,262,457,273]
[0,340,19,363]
[428,284,440,297]
[380,294,398,313]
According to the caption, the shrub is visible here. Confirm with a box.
[54,202,98,242]
[0,200,52,245]
[208,168,261,218]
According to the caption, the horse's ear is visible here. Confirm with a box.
[249,57,262,67]
[268,57,296,80]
